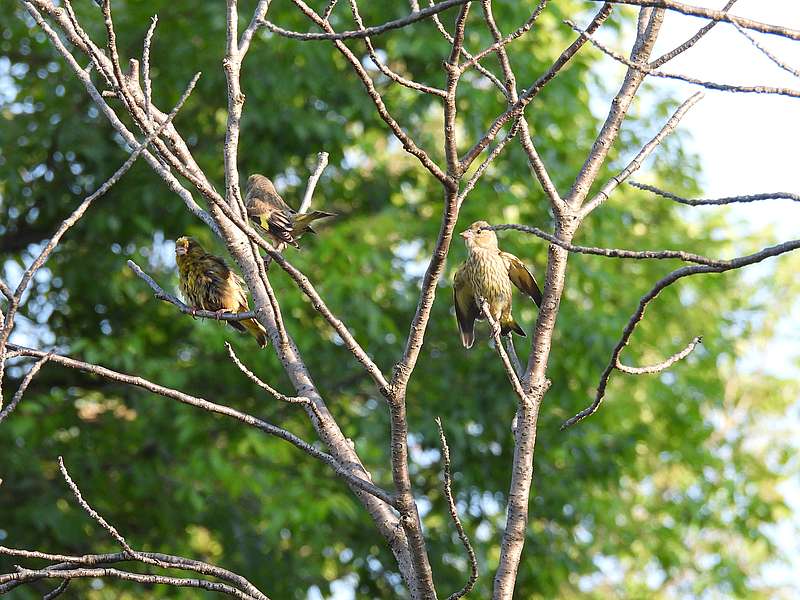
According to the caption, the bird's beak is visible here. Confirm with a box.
[460,230,470,239]
[176,245,187,256]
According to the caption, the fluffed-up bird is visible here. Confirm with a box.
[175,236,268,348]
[453,221,542,349]
[245,174,335,249]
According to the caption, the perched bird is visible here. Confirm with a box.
[245,174,335,249]
[453,221,542,349]
[175,236,268,348]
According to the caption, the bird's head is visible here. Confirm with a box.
[460,221,498,250]
[246,174,278,197]
[175,236,203,258]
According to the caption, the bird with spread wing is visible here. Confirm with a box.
[453,221,542,349]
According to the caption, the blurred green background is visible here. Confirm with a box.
[2,1,798,598]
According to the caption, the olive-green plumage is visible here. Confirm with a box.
[453,221,542,349]
[245,174,335,249]
[175,236,268,348]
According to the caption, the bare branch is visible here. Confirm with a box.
[260,0,472,40]
[480,301,528,401]
[479,0,564,211]
[562,238,800,429]
[616,335,702,374]
[225,342,316,408]
[348,0,447,98]
[428,0,509,99]
[580,91,704,216]
[458,122,520,206]
[459,1,548,73]
[142,15,158,122]
[0,567,259,600]
[435,417,478,600]
[461,2,613,170]
[568,20,800,99]
[628,181,800,205]
[240,0,272,54]
[22,1,217,233]
[299,152,330,213]
[586,0,800,42]
[43,580,69,600]
[489,223,745,267]
[733,22,800,77]
[58,457,138,554]
[8,344,395,506]
[650,0,738,68]
[0,352,51,424]
[568,7,665,206]
[443,1,470,173]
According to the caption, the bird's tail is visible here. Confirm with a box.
[291,210,336,237]
[500,314,526,338]
[238,318,269,348]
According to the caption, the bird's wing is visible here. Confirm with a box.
[501,251,542,308]
[246,184,295,214]
[453,264,479,349]
[246,198,298,247]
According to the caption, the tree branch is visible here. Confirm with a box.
[616,335,702,374]
[7,344,396,506]
[562,238,800,429]
[259,0,472,40]
[568,20,800,99]
[580,91,704,216]
[435,417,478,600]
[568,7,664,207]
[586,0,800,42]
[628,181,800,205]
[649,0,738,68]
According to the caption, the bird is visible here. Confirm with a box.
[453,221,542,349]
[244,174,335,249]
[174,236,268,348]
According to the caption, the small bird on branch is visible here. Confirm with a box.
[453,221,542,349]
[245,174,335,249]
[175,236,268,348]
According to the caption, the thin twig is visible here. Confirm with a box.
[568,20,800,99]
[489,223,744,266]
[435,417,478,600]
[733,22,800,78]
[586,0,800,42]
[580,91,704,216]
[616,336,702,374]
[142,15,158,122]
[0,353,52,424]
[8,344,395,506]
[562,238,800,429]
[629,181,800,205]
[461,3,613,170]
[459,0,548,73]
[650,0,737,68]
[348,0,446,97]
[225,342,324,425]
[298,151,330,213]
[260,0,472,40]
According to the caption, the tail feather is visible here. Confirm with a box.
[234,318,269,348]
[500,315,526,338]
[292,210,336,236]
